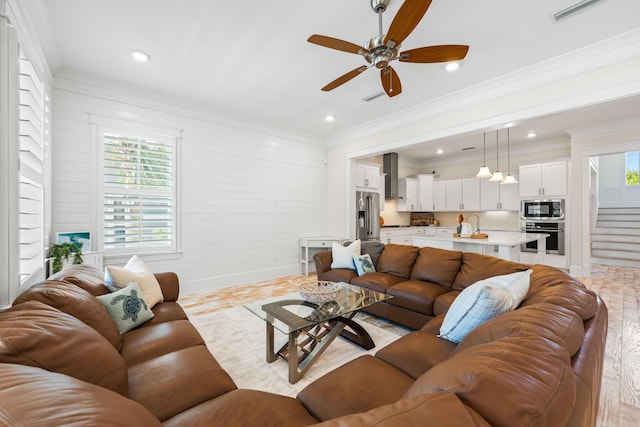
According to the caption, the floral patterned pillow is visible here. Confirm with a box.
[352,254,376,276]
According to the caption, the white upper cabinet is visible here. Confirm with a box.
[480,175,519,210]
[397,177,418,211]
[519,161,567,198]
[355,164,380,190]
[417,174,434,211]
[433,181,447,211]
[445,178,480,211]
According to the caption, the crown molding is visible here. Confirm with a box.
[328,28,640,148]
[568,117,640,141]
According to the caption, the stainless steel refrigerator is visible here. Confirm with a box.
[356,191,380,241]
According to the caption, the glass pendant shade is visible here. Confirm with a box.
[502,174,518,184]
[475,133,492,178]
[476,165,492,178]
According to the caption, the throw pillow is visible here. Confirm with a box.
[104,255,163,307]
[331,240,361,270]
[352,254,376,276]
[480,269,532,309]
[97,282,154,334]
[439,282,514,343]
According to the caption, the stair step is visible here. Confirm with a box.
[592,227,640,236]
[589,256,640,268]
[591,241,640,251]
[591,234,640,243]
[598,207,640,215]
[597,214,640,222]
[595,220,640,229]
[591,249,640,261]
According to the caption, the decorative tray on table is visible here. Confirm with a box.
[453,233,489,239]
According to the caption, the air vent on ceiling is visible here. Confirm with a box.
[362,91,385,102]
[553,0,606,21]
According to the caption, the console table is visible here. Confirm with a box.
[299,236,347,275]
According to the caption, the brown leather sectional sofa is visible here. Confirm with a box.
[0,244,607,426]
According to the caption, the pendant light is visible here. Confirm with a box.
[475,132,492,178]
[502,127,519,184]
[489,130,504,182]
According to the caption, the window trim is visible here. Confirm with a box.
[625,151,639,186]
[91,116,181,259]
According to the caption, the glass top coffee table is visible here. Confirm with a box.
[244,282,390,384]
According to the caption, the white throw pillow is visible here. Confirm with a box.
[104,255,164,308]
[439,282,514,343]
[471,270,532,309]
[330,240,361,270]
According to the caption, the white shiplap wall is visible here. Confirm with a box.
[52,76,328,295]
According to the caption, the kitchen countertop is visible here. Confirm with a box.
[412,231,549,247]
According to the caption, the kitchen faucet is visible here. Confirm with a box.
[467,214,480,234]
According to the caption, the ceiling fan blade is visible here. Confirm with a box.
[321,66,369,91]
[384,0,433,46]
[399,45,469,63]
[307,34,368,55]
[381,66,402,97]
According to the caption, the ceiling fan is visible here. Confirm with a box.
[308,0,469,97]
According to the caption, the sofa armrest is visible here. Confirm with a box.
[313,251,333,280]
[154,272,180,302]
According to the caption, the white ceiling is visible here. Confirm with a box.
[33,0,640,160]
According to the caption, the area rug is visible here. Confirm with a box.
[186,305,407,397]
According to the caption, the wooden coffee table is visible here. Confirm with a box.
[244,282,391,384]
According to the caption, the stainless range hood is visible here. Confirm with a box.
[383,152,398,199]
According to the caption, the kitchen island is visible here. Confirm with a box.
[412,231,549,263]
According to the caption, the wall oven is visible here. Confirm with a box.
[520,199,565,220]
[521,221,565,255]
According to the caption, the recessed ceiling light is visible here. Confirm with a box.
[527,132,537,138]
[324,115,335,122]
[131,50,150,63]
[445,62,460,72]
[436,148,444,155]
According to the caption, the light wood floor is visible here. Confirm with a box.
[179,264,640,426]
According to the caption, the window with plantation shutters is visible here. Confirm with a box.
[18,55,46,285]
[102,131,176,252]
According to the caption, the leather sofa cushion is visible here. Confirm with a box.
[139,300,188,327]
[375,331,457,379]
[12,280,122,351]
[410,247,463,290]
[297,355,414,422]
[452,252,529,291]
[452,303,585,358]
[405,335,576,427]
[523,265,598,321]
[0,363,161,426]
[311,392,491,427]
[320,268,358,283]
[386,280,448,315]
[121,319,205,366]
[48,264,110,296]
[0,301,128,396]
[350,272,404,293]
[375,244,420,279]
[128,345,237,421]
[433,290,460,316]
[163,389,318,427]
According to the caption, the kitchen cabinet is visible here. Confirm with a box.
[397,177,418,212]
[381,227,426,245]
[355,164,380,190]
[519,161,567,198]
[480,175,519,211]
[445,178,480,211]
[433,181,447,211]
[417,174,434,211]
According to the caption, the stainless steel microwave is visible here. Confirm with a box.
[520,199,565,220]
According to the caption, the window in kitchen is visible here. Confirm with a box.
[626,151,639,186]
[99,124,179,255]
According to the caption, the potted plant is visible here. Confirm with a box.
[49,242,84,274]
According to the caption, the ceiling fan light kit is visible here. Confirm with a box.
[307,0,469,97]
